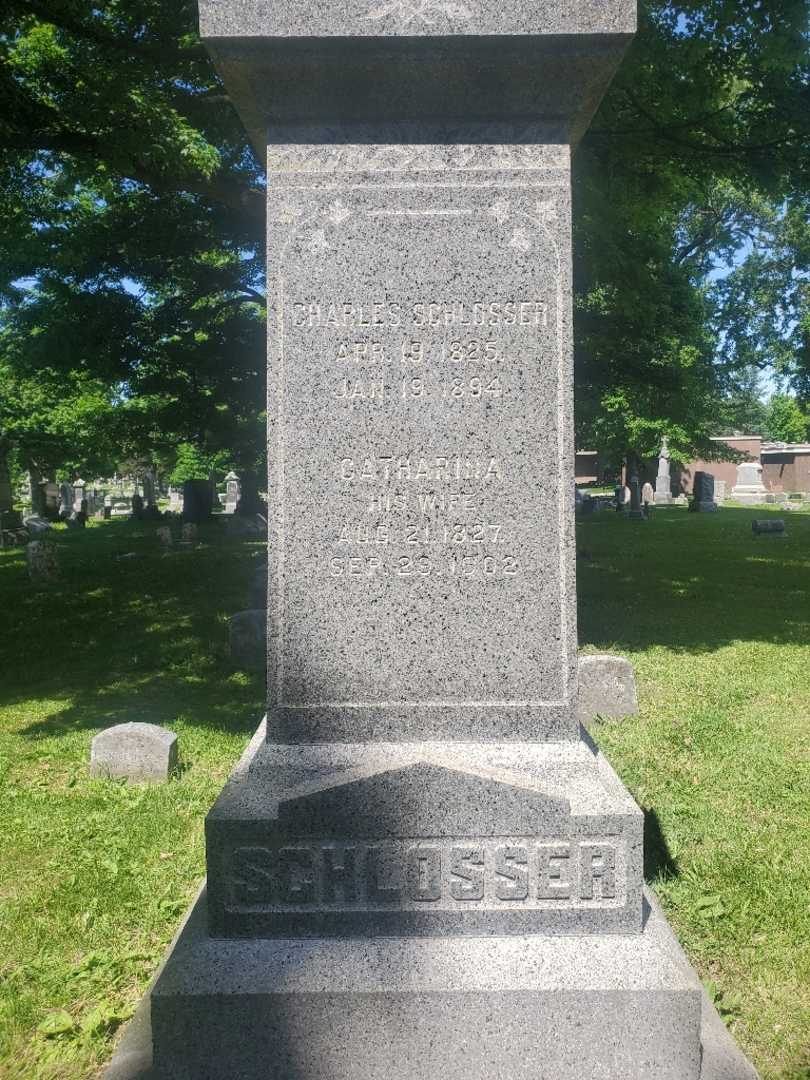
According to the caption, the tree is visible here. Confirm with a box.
[0,0,266,483]
[574,0,810,464]
[764,393,808,443]
[2,0,809,479]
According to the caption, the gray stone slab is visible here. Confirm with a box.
[104,884,761,1080]
[578,654,639,726]
[90,723,178,783]
[205,740,643,937]
[148,886,700,1080]
[200,8,636,153]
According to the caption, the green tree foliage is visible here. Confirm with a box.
[0,0,266,478]
[575,0,810,465]
[167,441,232,485]
[764,393,809,443]
[1,0,808,477]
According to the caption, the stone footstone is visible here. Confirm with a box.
[135,1,759,1076]
[752,519,785,535]
[577,654,639,727]
[90,723,178,783]
[26,540,59,583]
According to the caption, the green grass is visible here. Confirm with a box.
[0,519,265,1079]
[579,504,810,1080]
[0,509,808,1078]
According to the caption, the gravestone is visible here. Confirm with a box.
[23,515,53,538]
[58,481,73,519]
[130,491,144,520]
[26,540,59,583]
[577,654,639,727]
[90,722,178,782]
[181,479,213,524]
[628,470,645,520]
[655,435,672,504]
[732,461,767,505]
[136,3,755,1078]
[692,471,718,513]
[753,518,785,535]
[641,481,654,507]
[224,470,241,514]
[40,481,59,520]
[714,478,727,504]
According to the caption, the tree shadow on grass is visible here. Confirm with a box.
[577,506,810,654]
[0,519,266,740]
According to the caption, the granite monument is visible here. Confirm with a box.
[130,4,757,1078]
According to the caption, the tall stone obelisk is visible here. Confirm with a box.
[141,4,754,1078]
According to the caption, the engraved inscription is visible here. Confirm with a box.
[274,185,569,711]
[228,839,623,911]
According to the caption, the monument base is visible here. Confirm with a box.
[145,888,704,1080]
[731,489,768,505]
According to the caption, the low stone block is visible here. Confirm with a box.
[149,888,703,1080]
[228,610,266,671]
[752,519,785,535]
[26,540,59,582]
[90,723,178,783]
[577,654,638,726]
[23,515,53,537]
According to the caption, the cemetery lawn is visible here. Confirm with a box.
[580,505,810,1080]
[0,508,807,1079]
[0,519,265,1079]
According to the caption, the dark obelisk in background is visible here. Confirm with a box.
[135,4,757,1078]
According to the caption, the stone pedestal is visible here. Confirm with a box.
[138,3,756,1078]
[655,436,672,504]
[732,461,768,505]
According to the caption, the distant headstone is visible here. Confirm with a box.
[732,461,767,505]
[577,655,639,727]
[73,478,86,512]
[131,491,144,520]
[157,526,173,548]
[614,485,625,512]
[182,479,213,524]
[752,519,785,535]
[654,436,672,505]
[66,510,86,529]
[89,722,178,782]
[628,471,645,520]
[26,540,59,582]
[225,513,266,538]
[40,481,59,520]
[692,471,718,512]
[224,471,241,514]
[58,481,73,519]
[641,482,654,507]
[228,609,266,671]
[181,522,198,543]
[24,515,53,537]
[714,479,727,504]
